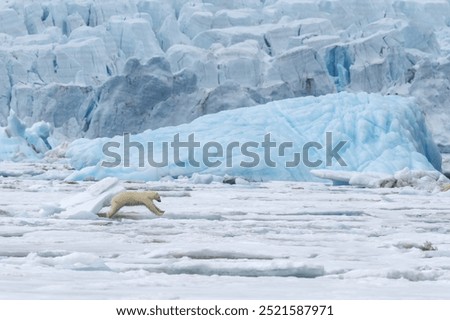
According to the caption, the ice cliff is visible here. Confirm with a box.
[1,0,450,151]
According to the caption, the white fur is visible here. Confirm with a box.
[107,191,164,218]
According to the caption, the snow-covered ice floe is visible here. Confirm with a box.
[66,92,441,182]
[38,177,124,219]
[312,168,448,191]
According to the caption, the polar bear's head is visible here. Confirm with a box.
[146,191,161,202]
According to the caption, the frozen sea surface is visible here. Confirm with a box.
[1,162,450,299]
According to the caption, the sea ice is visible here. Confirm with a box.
[2,167,450,299]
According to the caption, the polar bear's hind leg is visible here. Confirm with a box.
[107,199,123,218]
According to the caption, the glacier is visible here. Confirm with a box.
[65,92,441,182]
[0,0,450,152]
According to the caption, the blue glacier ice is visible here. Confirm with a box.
[2,0,450,152]
[65,92,441,182]
[0,111,52,161]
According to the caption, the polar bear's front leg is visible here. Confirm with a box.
[143,199,165,216]
[153,203,165,215]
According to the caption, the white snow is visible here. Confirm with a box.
[65,92,441,182]
[1,162,450,299]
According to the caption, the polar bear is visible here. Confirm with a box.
[107,191,165,218]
